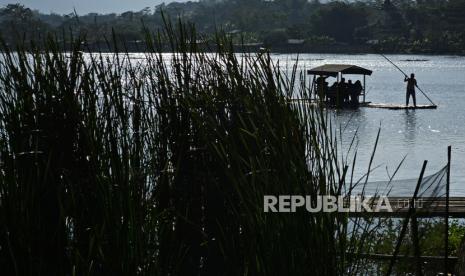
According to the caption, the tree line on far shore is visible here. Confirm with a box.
[1,0,465,54]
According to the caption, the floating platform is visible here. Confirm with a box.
[360,102,437,110]
[288,100,438,110]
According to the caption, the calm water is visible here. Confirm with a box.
[4,52,464,194]
[271,53,465,195]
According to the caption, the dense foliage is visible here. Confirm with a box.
[0,20,384,275]
[1,0,465,53]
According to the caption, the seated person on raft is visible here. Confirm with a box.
[318,77,361,106]
[329,78,348,106]
[316,76,329,101]
[347,80,363,105]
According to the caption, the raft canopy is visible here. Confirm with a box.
[307,64,373,77]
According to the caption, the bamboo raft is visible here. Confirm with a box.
[360,102,438,110]
[288,99,438,110]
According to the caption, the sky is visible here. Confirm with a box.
[0,0,191,15]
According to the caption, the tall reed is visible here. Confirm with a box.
[0,21,382,275]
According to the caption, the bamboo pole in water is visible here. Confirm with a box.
[445,146,451,273]
[386,160,428,276]
[411,214,422,276]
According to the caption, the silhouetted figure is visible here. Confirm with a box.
[337,78,347,107]
[316,76,328,102]
[350,80,363,105]
[346,80,354,104]
[404,73,417,107]
[327,81,338,105]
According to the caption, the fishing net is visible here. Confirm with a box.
[346,165,451,274]
[347,165,448,199]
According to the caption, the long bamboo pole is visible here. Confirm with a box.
[386,160,428,276]
[411,214,422,276]
[380,54,437,107]
[445,146,451,273]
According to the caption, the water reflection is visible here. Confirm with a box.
[403,110,417,144]
[333,108,367,141]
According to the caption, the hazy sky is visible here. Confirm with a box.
[0,1,191,15]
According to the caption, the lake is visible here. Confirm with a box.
[271,53,465,195]
[5,52,464,194]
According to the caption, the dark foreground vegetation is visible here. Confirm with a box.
[0,20,378,275]
[2,0,465,54]
[0,19,464,275]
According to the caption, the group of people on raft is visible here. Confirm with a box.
[315,76,363,107]
[315,73,418,108]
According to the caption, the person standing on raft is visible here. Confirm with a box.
[404,73,417,107]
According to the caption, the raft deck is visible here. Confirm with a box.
[360,102,437,110]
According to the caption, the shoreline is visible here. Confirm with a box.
[4,41,465,56]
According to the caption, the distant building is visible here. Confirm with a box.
[227,29,241,35]
[241,42,264,47]
[287,39,305,45]
[200,0,227,4]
